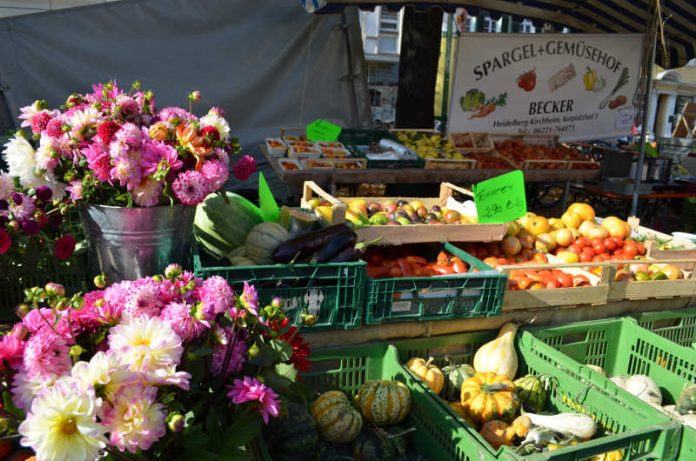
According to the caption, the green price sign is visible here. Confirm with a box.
[306,119,342,142]
[473,170,527,223]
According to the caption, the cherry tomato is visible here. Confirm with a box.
[582,246,596,256]
[623,242,638,259]
[613,236,624,247]
[580,253,593,263]
[592,242,606,254]
[567,244,582,255]
[590,237,604,247]
[603,238,617,252]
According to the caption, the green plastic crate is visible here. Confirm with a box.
[629,308,696,349]
[0,253,88,321]
[258,343,495,461]
[391,329,681,461]
[529,317,696,460]
[364,243,506,325]
[192,246,365,330]
[338,128,425,169]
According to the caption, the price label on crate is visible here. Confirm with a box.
[473,170,527,223]
[306,119,342,142]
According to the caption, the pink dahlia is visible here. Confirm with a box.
[45,117,65,138]
[158,107,195,126]
[172,170,208,206]
[96,120,121,145]
[197,276,234,320]
[211,326,247,376]
[238,281,258,316]
[200,159,229,192]
[83,143,112,182]
[113,122,143,149]
[66,180,83,201]
[0,174,14,201]
[123,278,163,319]
[232,154,257,181]
[0,335,25,371]
[132,178,163,207]
[159,302,207,342]
[30,111,52,135]
[9,194,35,220]
[227,376,280,423]
[22,331,71,378]
[141,140,180,177]
[110,151,143,190]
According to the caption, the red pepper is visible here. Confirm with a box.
[397,258,414,277]
[388,266,403,278]
[407,255,428,266]
[436,251,450,265]
[367,266,390,278]
[451,257,467,274]
[432,264,455,275]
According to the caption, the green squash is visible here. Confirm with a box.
[315,441,353,461]
[513,374,547,413]
[440,361,476,402]
[311,390,364,444]
[676,384,696,415]
[267,402,319,455]
[352,428,398,461]
[357,380,411,426]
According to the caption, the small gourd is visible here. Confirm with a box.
[460,371,519,426]
[446,401,476,426]
[473,323,519,379]
[311,390,364,444]
[523,412,597,440]
[356,380,411,426]
[228,255,256,267]
[479,416,531,450]
[405,357,445,394]
[513,374,547,413]
[676,384,696,415]
[245,222,290,265]
[441,358,476,401]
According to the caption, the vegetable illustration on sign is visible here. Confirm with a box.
[460,90,508,119]
[516,69,536,92]
[599,66,630,109]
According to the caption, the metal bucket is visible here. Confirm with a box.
[80,204,195,282]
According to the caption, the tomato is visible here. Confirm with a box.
[532,253,548,263]
[612,236,624,247]
[603,238,617,252]
[590,237,604,247]
[498,257,511,266]
[529,282,545,290]
[573,274,591,287]
[483,257,500,268]
[486,243,501,257]
[555,272,574,288]
[580,253,593,263]
[432,264,455,275]
[407,255,428,266]
[436,251,449,265]
[581,246,595,256]
[600,253,611,261]
[592,255,603,262]
[477,248,489,259]
[592,242,606,254]
[576,237,590,248]
[538,270,552,279]
[623,242,638,259]
[517,277,533,290]
[367,266,390,278]
[567,244,582,255]
[388,266,403,277]
[635,242,646,255]
[452,258,467,274]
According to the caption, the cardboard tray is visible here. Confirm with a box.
[301,181,507,245]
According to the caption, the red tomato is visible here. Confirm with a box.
[590,237,604,247]
[567,244,582,255]
[635,242,646,255]
[592,255,603,262]
[452,258,467,274]
[532,253,548,263]
[582,246,596,257]
[517,277,533,290]
[483,257,500,268]
[600,253,611,261]
[592,242,606,254]
[555,272,574,288]
[623,242,638,259]
[541,276,560,289]
[602,238,616,252]
[580,253,593,263]
[573,274,591,287]
[613,236,624,247]
[576,237,589,248]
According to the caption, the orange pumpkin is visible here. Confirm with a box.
[460,372,519,426]
[406,357,444,394]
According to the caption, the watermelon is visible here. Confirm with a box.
[194,192,263,260]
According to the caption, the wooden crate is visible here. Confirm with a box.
[500,259,610,311]
[424,157,477,170]
[301,181,507,245]
[605,258,696,301]
[448,132,494,153]
[491,133,568,170]
[300,181,346,223]
[301,158,367,170]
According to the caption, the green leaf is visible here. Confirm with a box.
[3,391,25,420]
[220,412,262,452]
[179,424,219,461]
[268,339,293,362]
[258,172,280,223]
[262,368,294,393]
[191,346,214,357]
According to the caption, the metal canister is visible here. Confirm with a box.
[80,204,195,282]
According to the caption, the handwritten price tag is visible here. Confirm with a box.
[306,119,342,142]
[473,170,527,223]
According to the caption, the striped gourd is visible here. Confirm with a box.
[244,222,290,265]
[460,372,519,426]
[310,390,363,443]
[356,380,411,426]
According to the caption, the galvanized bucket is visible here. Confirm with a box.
[80,204,195,282]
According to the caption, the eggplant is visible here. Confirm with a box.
[315,231,357,263]
[272,224,353,263]
[327,246,359,263]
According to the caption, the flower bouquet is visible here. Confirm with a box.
[0,266,309,461]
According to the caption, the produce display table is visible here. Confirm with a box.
[261,145,601,197]
[302,296,695,349]
[570,183,696,226]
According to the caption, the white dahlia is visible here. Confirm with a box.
[108,315,183,374]
[200,109,230,141]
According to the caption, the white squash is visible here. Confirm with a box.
[624,375,662,407]
[523,412,597,440]
[680,413,696,429]
[473,323,518,379]
[610,375,628,389]
[585,364,606,376]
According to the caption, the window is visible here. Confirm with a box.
[379,36,398,54]
[520,19,535,33]
[380,21,398,32]
[370,90,382,107]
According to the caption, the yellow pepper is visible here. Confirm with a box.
[583,68,597,91]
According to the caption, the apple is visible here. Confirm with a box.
[517,212,537,229]
[525,216,550,237]
[518,229,535,249]
[348,199,367,208]
[410,200,424,211]
[661,264,684,280]
[561,212,582,229]
[416,206,428,218]
[555,228,574,247]
[444,209,461,224]
[506,221,521,237]
[614,269,633,282]
[535,233,557,252]
[367,202,382,215]
[383,200,397,213]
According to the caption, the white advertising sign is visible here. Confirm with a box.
[448,34,643,141]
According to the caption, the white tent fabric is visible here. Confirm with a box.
[0,0,372,198]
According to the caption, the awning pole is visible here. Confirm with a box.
[630,4,658,217]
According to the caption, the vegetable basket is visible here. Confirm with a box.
[628,307,696,349]
[192,246,365,331]
[364,243,506,325]
[528,317,696,460]
[391,329,681,461]
[256,343,494,461]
